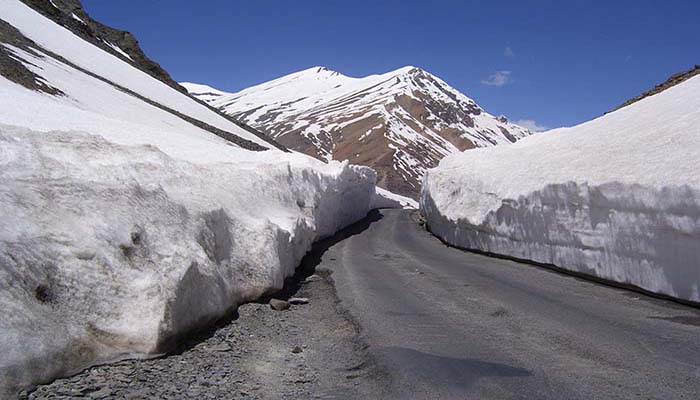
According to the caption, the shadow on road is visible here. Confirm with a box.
[271,209,384,300]
[376,346,531,390]
[648,315,700,327]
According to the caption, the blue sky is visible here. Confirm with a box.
[84,0,700,130]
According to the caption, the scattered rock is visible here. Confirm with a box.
[79,385,98,394]
[87,387,112,399]
[269,299,290,311]
[120,386,150,398]
[289,297,309,305]
[490,307,509,317]
[303,275,322,283]
[206,344,231,353]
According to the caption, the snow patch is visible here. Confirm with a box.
[101,39,133,61]
[180,82,225,97]
[70,13,85,24]
[373,187,419,209]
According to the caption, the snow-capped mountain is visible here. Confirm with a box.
[183,66,533,198]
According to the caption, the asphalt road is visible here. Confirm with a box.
[322,209,700,399]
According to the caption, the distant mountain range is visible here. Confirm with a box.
[183,67,532,198]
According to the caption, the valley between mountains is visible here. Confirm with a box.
[1,0,699,399]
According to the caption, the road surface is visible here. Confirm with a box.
[321,209,700,399]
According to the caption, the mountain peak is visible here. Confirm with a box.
[186,66,533,198]
[390,65,425,77]
[293,65,427,81]
[300,66,343,77]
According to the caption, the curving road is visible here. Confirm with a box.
[321,209,700,399]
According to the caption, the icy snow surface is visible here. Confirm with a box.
[422,74,700,302]
[0,1,381,396]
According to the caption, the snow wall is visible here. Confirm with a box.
[421,75,700,305]
[0,125,376,396]
[422,180,700,302]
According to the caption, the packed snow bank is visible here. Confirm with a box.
[422,74,700,303]
[0,124,375,396]
[372,187,419,209]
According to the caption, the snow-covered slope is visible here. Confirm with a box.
[182,82,227,103]
[0,0,285,154]
[183,66,532,199]
[0,1,378,396]
[422,73,700,303]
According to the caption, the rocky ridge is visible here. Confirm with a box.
[610,64,700,112]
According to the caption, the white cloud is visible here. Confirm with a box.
[504,46,515,58]
[514,119,548,132]
[481,70,512,87]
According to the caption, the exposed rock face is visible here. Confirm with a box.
[0,19,63,96]
[19,0,185,92]
[609,65,700,112]
[184,67,532,199]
